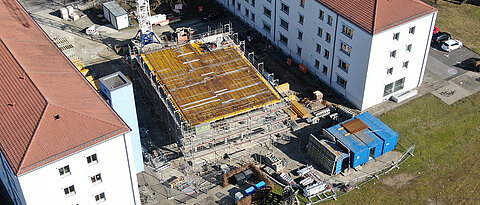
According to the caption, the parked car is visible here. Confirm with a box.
[433,26,439,35]
[441,39,463,52]
[432,32,451,44]
[201,11,224,22]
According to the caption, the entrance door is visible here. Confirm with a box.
[370,148,376,159]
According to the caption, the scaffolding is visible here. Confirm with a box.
[131,23,290,171]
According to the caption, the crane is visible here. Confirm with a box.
[136,0,159,46]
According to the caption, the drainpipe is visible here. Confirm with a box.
[273,0,277,42]
[329,14,340,86]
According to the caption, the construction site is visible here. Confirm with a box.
[131,24,292,170]
[10,0,419,204]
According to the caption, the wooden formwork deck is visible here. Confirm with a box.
[142,43,281,126]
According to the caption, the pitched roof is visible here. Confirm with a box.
[318,0,437,34]
[0,0,130,175]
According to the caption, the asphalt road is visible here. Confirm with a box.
[427,42,479,80]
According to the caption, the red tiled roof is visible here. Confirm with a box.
[318,0,437,34]
[0,0,130,175]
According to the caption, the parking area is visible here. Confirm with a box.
[426,42,480,105]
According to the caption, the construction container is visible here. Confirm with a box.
[234,172,246,185]
[327,124,370,168]
[307,135,348,175]
[235,192,244,201]
[245,186,256,196]
[243,169,253,180]
[102,1,128,30]
[353,130,383,159]
[255,181,266,189]
[60,8,69,20]
[357,112,398,155]
[324,111,399,169]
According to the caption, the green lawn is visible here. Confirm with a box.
[422,0,480,53]
[331,93,480,204]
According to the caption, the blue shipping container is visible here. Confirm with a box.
[328,125,370,168]
[245,186,256,196]
[359,112,399,155]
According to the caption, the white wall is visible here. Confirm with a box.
[362,12,437,110]
[217,0,437,110]
[17,133,140,205]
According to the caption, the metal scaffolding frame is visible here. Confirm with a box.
[131,23,290,172]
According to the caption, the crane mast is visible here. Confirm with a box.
[136,0,158,46]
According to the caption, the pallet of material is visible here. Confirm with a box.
[291,99,310,119]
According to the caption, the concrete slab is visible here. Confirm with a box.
[432,81,472,105]
[450,71,480,94]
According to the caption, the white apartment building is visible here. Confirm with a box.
[0,0,140,204]
[217,0,438,110]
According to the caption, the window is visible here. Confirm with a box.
[300,0,305,7]
[251,0,255,7]
[342,25,354,38]
[251,13,255,21]
[95,192,106,203]
[390,50,397,58]
[91,173,102,184]
[87,154,98,164]
[387,67,393,75]
[403,61,409,69]
[299,14,304,25]
[384,78,405,96]
[324,49,330,59]
[245,9,249,16]
[280,19,289,30]
[315,59,320,68]
[328,15,333,25]
[64,185,75,196]
[338,59,350,72]
[326,33,331,43]
[406,44,412,52]
[298,31,303,41]
[263,22,271,32]
[323,65,328,74]
[317,27,323,37]
[340,42,352,56]
[59,165,70,176]
[394,78,405,92]
[297,46,302,56]
[393,32,400,40]
[281,3,289,14]
[232,0,235,6]
[280,34,288,45]
[264,7,271,18]
[319,10,324,20]
[337,76,347,88]
[316,43,321,53]
[409,26,416,35]
[237,3,241,11]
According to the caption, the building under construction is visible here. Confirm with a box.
[131,24,291,168]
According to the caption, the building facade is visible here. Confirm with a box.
[217,0,437,110]
[0,0,141,204]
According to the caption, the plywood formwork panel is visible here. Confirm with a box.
[143,43,281,126]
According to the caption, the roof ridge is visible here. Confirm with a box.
[16,102,48,173]
[372,0,379,34]
[46,102,129,131]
